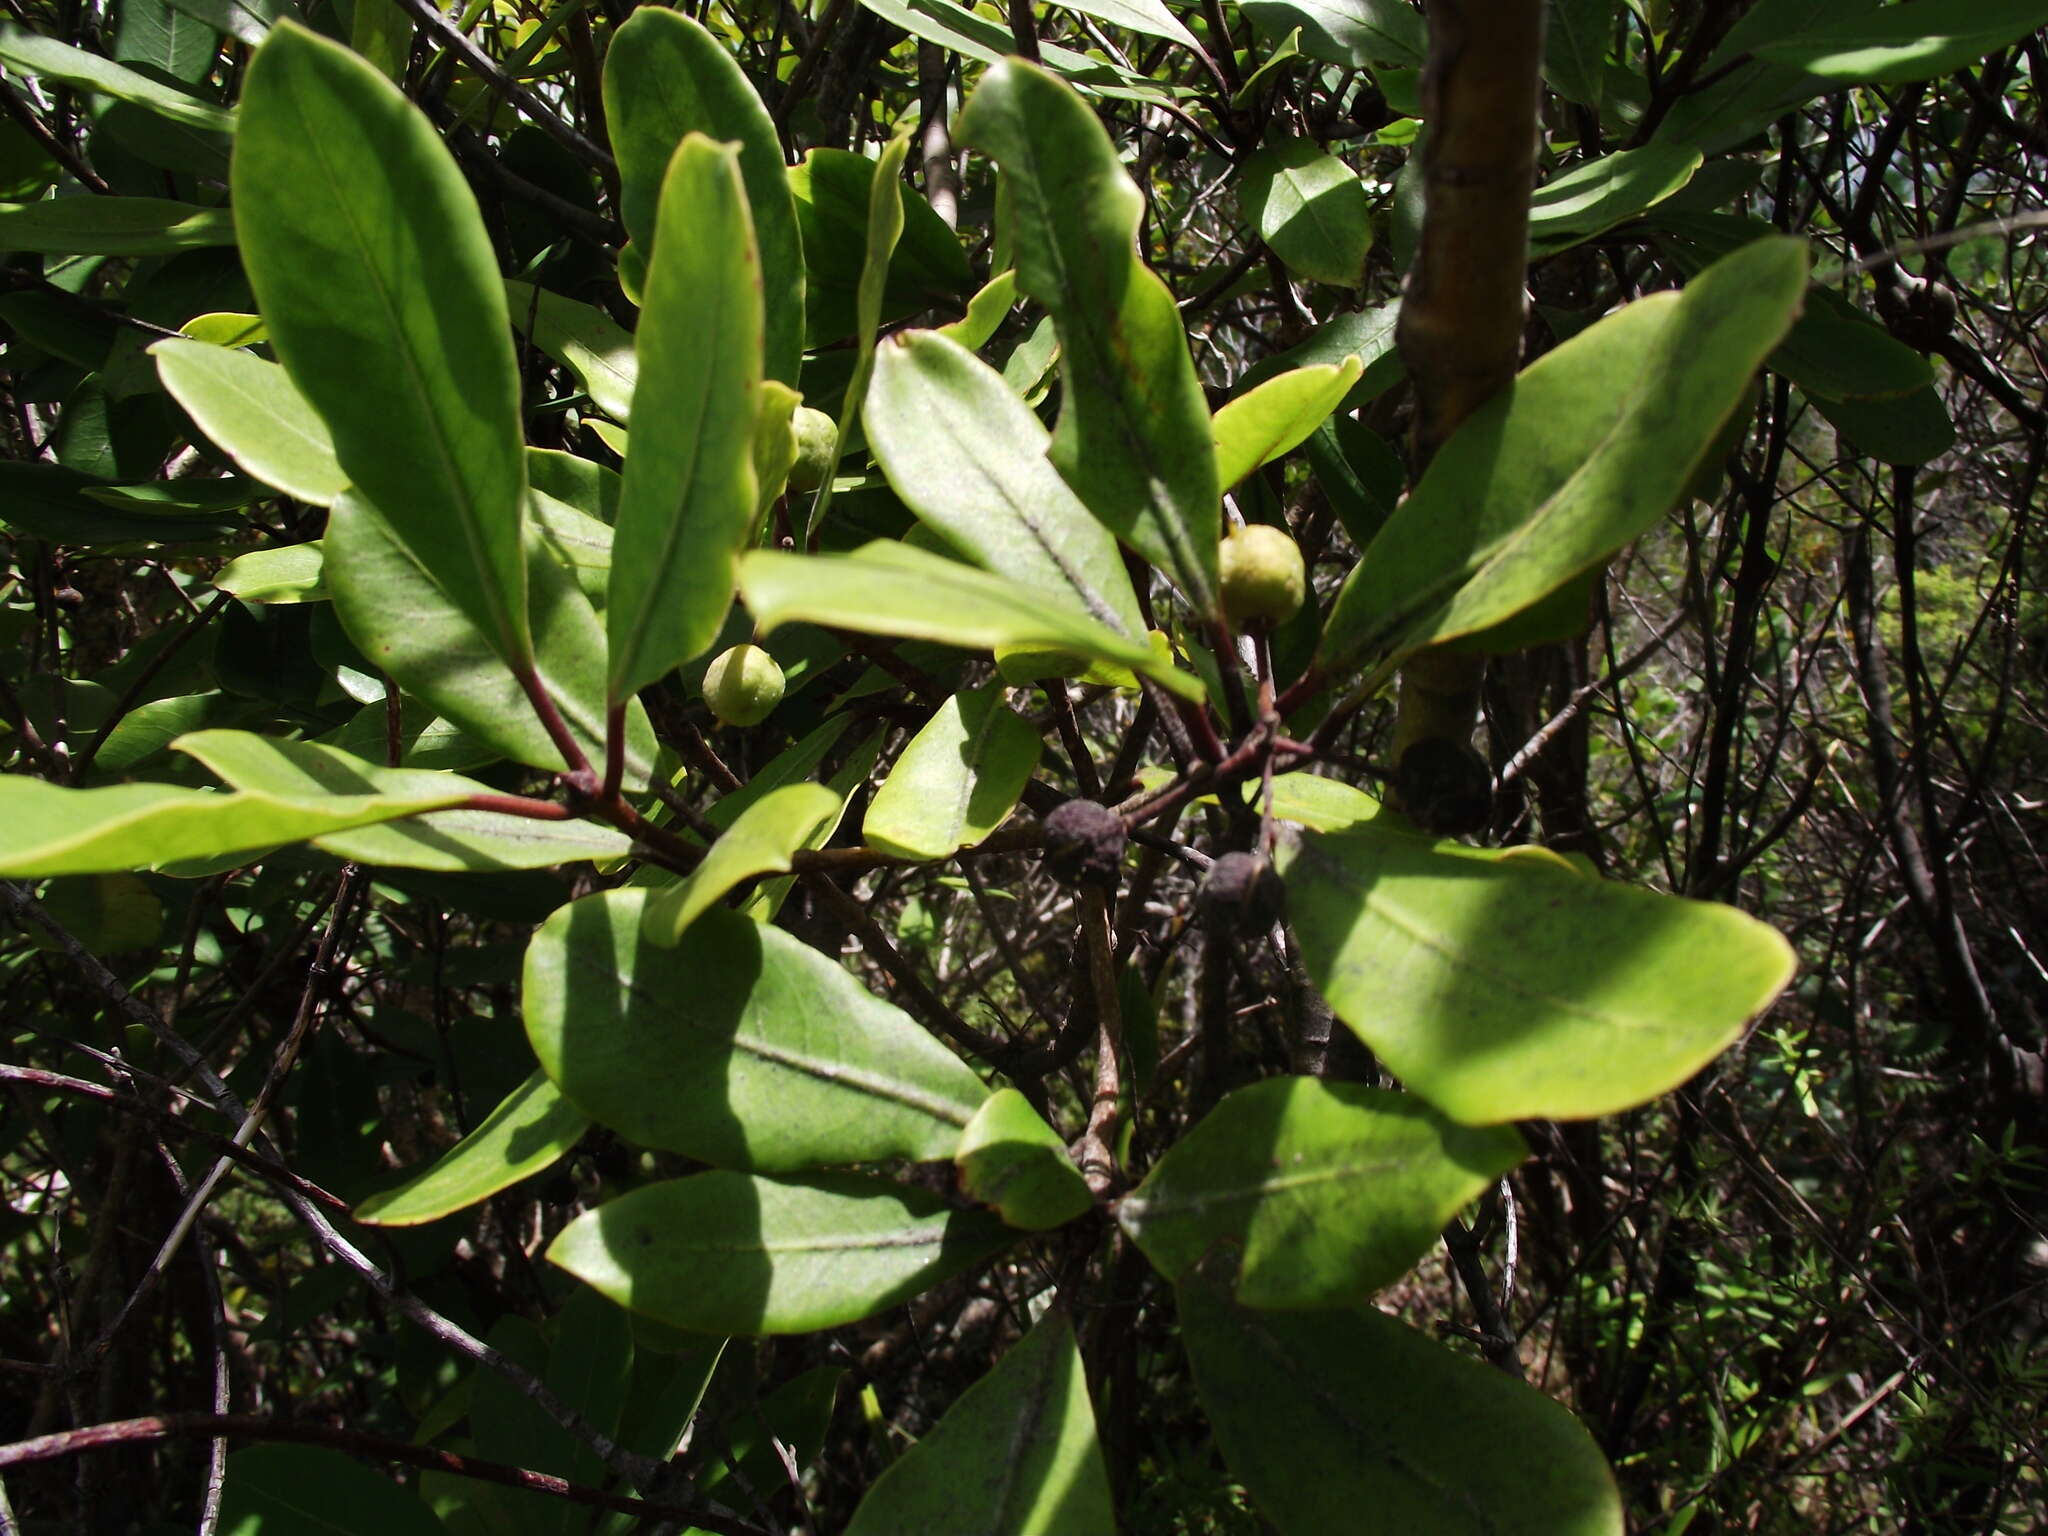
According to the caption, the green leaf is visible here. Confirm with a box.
[1278,824,1796,1123]
[937,269,1019,351]
[1240,137,1374,288]
[957,60,1221,611]
[1320,236,1809,673]
[1751,0,2048,84]
[150,338,349,505]
[1212,360,1364,492]
[1652,0,1868,154]
[788,145,976,348]
[864,685,1043,863]
[802,126,910,541]
[234,21,531,664]
[0,773,473,877]
[1544,0,1617,107]
[355,1070,590,1227]
[867,331,1146,638]
[955,1090,1094,1233]
[218,1444,449,1536]
[0,22,236,134]
[524,894,990,1170]
[642,782,840,944]
[1048,0,1199,48]
[1118,1078,1523,1306]
[1235,298,1403,412]
[171,727,635,870]
[324,493,656,789]
[1772,301,1933,402]
[0,196,235,255]
[1238,0,1426,68]
[850,0,1172,103]
[1526,142,1702,258]
[606,136,762,702]
[601,4,803,380]
[845,1312,1115,1535]
[547,1170,1010,1335]
[504,281,637,424]
[531,486,614,606]
[739,542,1203,700]
[1179,1270,1623,1536]
[1811,384,1956,466]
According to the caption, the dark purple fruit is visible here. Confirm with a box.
[1397,738,1493,837]
[1195,851,1286,934]
[1041,799,1127,888]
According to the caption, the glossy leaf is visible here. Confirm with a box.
[1544,0,1617,106]
[1752,0,2048,85]
[1526,142,1702,258]
[531,486,614,606]
[642,782,839,945]
[0,22,235,133]
[868,332,1146,637]
[1321,237,1809,672]
[234,21,531,664]
[1238,0,1425,68]
[0,774,471,877]
[1278,824,1797,1123]
[1240,137,1373,288]
[1049,0,1198,48]
[1180,1270,1623,1536]
[150,339,349,505]
[958,60,1221,611]
[504,281,637,424]
[1118,1078,1524,1306]
[548,1170,1010,1335]
[955,1090,1094,1233]
[851,0,1171,103]
[1235,298,1403,411]
[788,145,976,348]
[864,685,1043,862]
[524,893,990,1170]
[606,136,762,701]
[355,1070,590,1226]
[845,1312,1115,1535]
[325,493,656,789]
[217,1444,448,1536]
[739,542,1203,700]
[1653,0,1868,154]
[602,4,803,380]
[1212,360,1363,492]
[0,197,234,255]
[212,543,327,604]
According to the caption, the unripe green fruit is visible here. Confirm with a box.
[702,643,785,727]
[785,407,838,493]
[1218,524,1306,626]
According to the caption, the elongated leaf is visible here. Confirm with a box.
[852,0,1172,102]
[325,493,656,788]
[218,1444,448,1536]
[1752,0,2048,84]
[864,685,1042,862]
[955,1090,1093,1233]
[234,21,531,663]
[1653,0,1868,153]
[606,136,762,701]
[1278,824,1796,1123]
[356,1071,590,1226]
[642,782,839,945]
[1180,1269,1623,1535]
[867,331,1145,637]
[938,269,1019,351]
[1320,237,1809,672]
[845,1312,1115,1535]
[958,60,1221,610]
[151,339,348,505]
[803,127,910,539]
[788,144,976,348]
[601,6,802,379]
[531,487,613,606]
[1118,1078,1522,1306]
[1050,0,1198,47]
[0,774,471,877]
[0,22,235,133]
[0,197,234,255]
[504,281,637,424]
[525,894,990,1170]
[1236,298,1403,411]
[1213,360,1363,492]
[1240,137,1373,288]
[1544,0,1617,106]
[1813,384,1956,466]
[548,1171,1010,1335]
[1526,142,1702,258]
[1238,0,1425,68]
[739,542,1203,700]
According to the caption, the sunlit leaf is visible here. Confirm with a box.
[151,339,349,505]
[955,1090,1094,1233]
[642,782,839,944]
[355,1071,590,1226]
[864,685,1042,862]
[1240,137,1373,288]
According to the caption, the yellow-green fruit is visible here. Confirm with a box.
[1218,523,1306,626]
[702,643,785,726]
[785,406,838,493]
